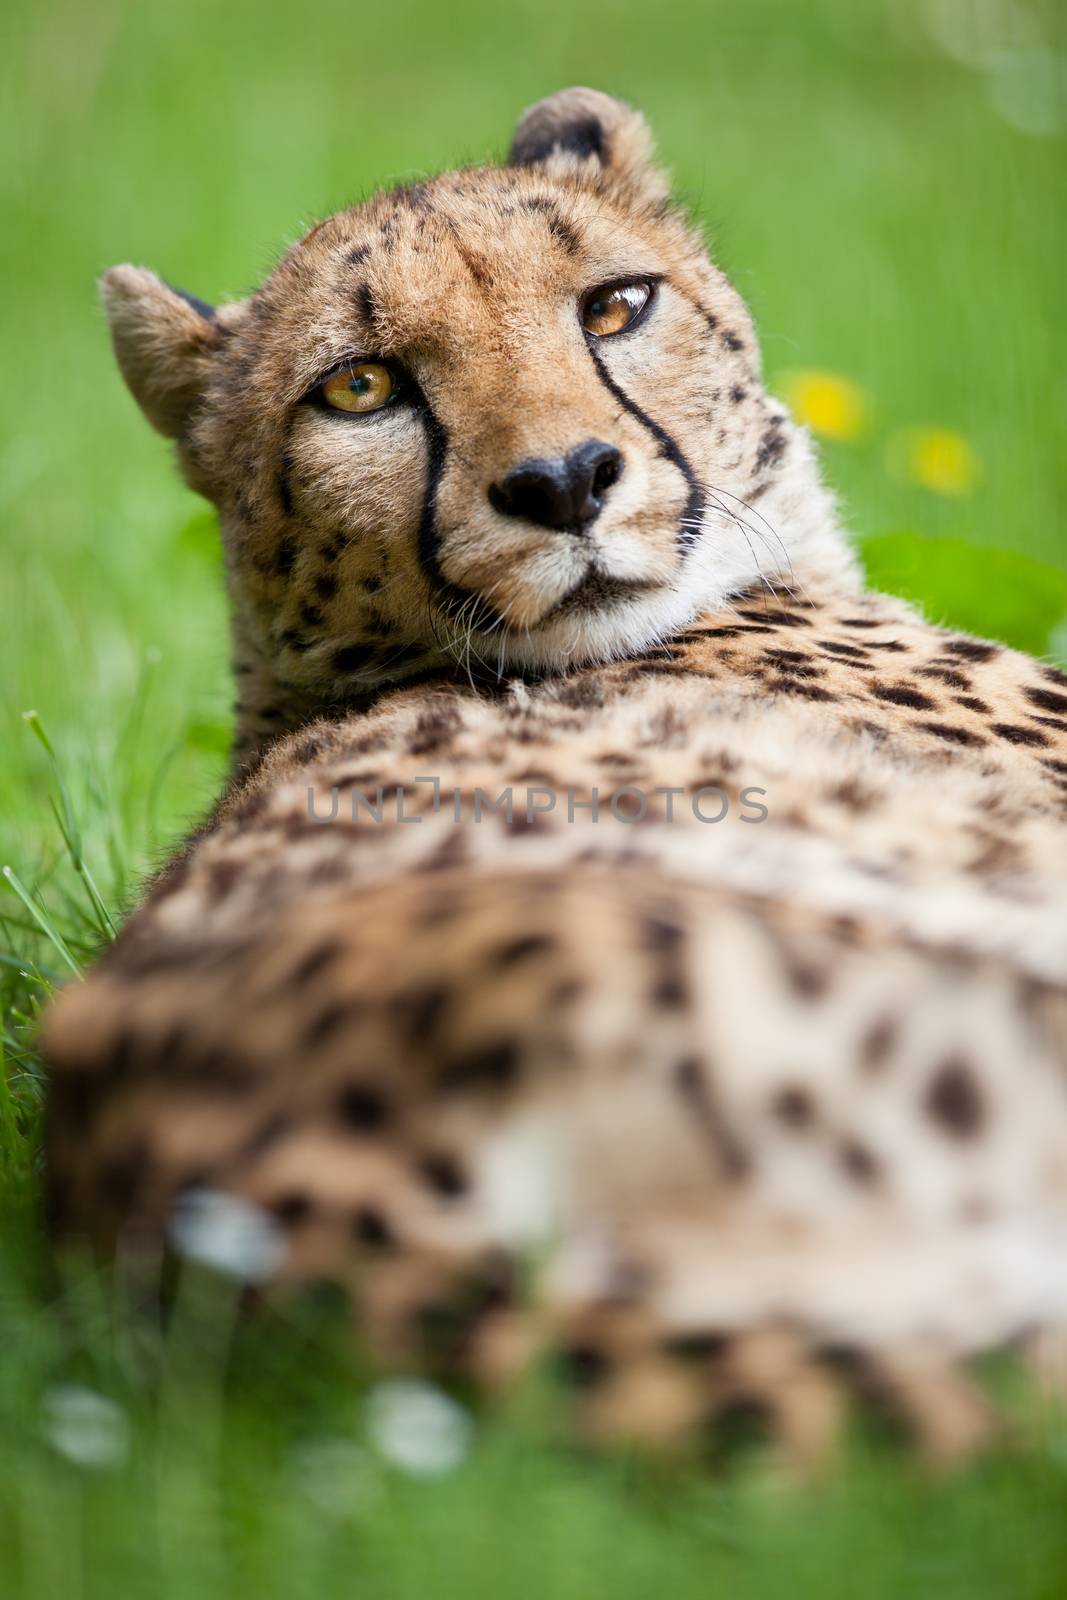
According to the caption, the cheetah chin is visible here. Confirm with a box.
[44,87,1067,1474]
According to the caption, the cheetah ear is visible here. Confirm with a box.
[508,87,668,203]
[100,265,224,439]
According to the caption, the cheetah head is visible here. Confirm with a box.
[102,89,853,737]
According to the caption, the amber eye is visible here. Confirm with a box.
[320,363,397,414]
[581,280,653,338]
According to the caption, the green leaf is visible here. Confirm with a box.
[859,533,1067,662]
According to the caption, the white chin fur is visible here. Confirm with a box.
[479,518,774,672]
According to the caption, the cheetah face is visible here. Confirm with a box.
[103,89,812,698]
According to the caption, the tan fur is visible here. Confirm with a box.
[47,90,1067,1470]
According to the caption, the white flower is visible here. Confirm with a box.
[365,1379,473,1478]
[288,1435,382,1515]
[168,1187,285,1282]
[41,1385,129,1469]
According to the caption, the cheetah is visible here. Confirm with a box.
[43,89,1067,1471]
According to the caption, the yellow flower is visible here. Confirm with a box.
[890,428,980,496]
[779,369,869,441]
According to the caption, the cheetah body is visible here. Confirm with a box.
[44,91,1067,1465]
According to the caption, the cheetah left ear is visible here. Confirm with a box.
[508,87,669,204]
[100,265,226,440]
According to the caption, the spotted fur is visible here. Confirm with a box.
[44,90,1067,1471]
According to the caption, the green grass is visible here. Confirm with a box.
[1,0,1066,1593]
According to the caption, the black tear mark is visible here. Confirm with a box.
[416,400,507,630]
[585,342,704,553]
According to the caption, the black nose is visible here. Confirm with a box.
[489,440,623,533]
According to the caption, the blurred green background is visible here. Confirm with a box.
[2,0,1066,1594]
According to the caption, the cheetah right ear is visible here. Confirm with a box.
[100,265,224,439]
[508,88,669,205]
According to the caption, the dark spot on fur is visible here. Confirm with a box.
[653,972,689,1008]
[493,933,556,967]
[772,678,836,702]
[664,1330,731,1363]
[944,638,999,661]
[357,282,377,323]
[955,696,991,714]
[313,571,338,602]
[332,643,375,675]
[992,723,1049,747]
[772,1085,816,1128]
[274,536,297,577]
[926,1058,984,1137]
[336,1083,390,1132]
[642,914,684,952]
[271,1191,311,1225]
[304,1001,358,1048]
[730,385,746,404]
[237,1112,294,1161]
[839,1138,880,1184]
[819,638,868,659]
[870,684,936,710]
[860,1016,897,1072]
[675,1057,750,1179]
[347,243,371,266]
[418,1151,469,1199]
[721,330,743,351]
[755,422,786,470]
[550,977,584,1006]
[439,1041,520,1093]
[207,857,244,901]
[736,607,811,628]
[917,666,971,689]
[290,938,344,987]
[402,985,449,1043]
[557,1343,612,1389]
[353,1206,395,1250]
[829,779,876,812]
[917,722,986,747]
[764,650,823,679]
[290,731,326,766]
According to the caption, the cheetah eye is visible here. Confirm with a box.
[581,280,654,338]
[319,362,398,415]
